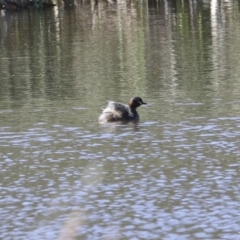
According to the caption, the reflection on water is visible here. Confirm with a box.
[1,0,240,239]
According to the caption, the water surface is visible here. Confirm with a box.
[1,0,240,239]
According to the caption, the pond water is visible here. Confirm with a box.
[1,0,240,239]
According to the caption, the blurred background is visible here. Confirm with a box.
[1,0,240,239]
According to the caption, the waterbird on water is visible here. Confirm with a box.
[99,97,147,123]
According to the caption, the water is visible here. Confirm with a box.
[1,0,240,239]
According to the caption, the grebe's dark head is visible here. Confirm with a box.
[129,97,147,109]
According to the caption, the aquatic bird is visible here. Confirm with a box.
[99,96,147,123]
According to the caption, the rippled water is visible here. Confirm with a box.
[1,0,240,239]
[2,108,240,239]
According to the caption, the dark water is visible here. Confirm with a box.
[1,0,240,239]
